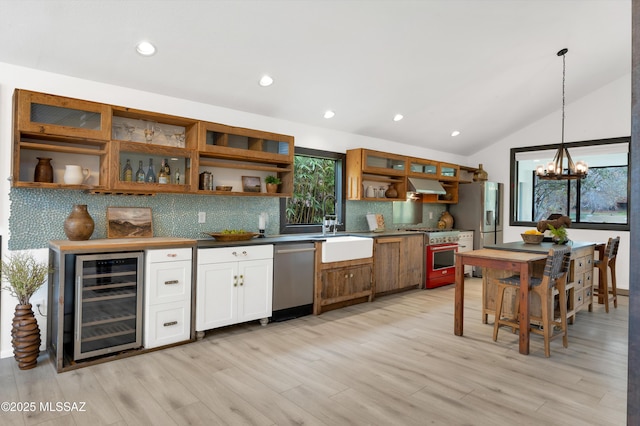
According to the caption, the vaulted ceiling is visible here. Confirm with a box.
[0,0,630,155]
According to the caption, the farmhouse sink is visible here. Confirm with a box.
[321,236,373,263]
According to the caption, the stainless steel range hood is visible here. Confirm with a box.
[407,177,446,195]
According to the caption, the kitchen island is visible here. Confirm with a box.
[454,241,595,355]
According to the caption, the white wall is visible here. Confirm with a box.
[470,73,631,290]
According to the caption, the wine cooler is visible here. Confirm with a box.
[74,252,143,360]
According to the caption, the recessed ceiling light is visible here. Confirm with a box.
[136,41,156,56]
[259,75,274,87]
[451,130,461,137]
[393,114,404,122]
[324,110,335,119]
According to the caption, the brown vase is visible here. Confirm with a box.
[64,204,95,241]
[473,163,488,181]
[34,157,53,183]
[11,304,41,370]
[385,183,398,198]
[440,211,454,229]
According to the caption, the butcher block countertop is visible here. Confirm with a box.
[49,237,197,253]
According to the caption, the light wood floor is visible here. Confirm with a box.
[1,279,628,425]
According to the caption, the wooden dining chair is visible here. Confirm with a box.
[593,236,620,313]
[493,246,572,357]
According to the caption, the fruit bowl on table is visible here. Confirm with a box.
[521,233,544,244]
[204,232,258,241]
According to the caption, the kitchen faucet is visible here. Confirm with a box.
[322,195,338,236]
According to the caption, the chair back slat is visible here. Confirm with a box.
[543,246,572,284]
[606,236,620,260]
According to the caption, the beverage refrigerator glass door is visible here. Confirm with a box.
[425,243,458,289]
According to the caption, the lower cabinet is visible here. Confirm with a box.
[374,234,424,295]
[314,241,374,315]
[144,248,193,349]
[196,245,273,335]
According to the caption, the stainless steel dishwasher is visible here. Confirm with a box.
[272,242,316,322]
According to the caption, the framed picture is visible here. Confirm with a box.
[242,176,262,192]
[107,207,153,238]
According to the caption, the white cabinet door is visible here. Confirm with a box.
[237,258,273,323]
[196,261,237,331]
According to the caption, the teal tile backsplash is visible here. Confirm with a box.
[8,188,447,250]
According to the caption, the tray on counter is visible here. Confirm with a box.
[203,232,259,242]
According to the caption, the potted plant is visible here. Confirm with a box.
[547,224,569,245]
[1,252,50,370]
[265,175,281,193]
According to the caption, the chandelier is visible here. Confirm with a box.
[536,48,588,180]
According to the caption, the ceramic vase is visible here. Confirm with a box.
[34,157,53,183]
[64,204,95,241]
[385,183,398,198]
[11,304,40,370]
[473,164,488,181]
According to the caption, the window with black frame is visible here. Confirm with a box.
[279,147,345,234]
[511,137,629,230]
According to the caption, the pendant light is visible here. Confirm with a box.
[536,48,588,180]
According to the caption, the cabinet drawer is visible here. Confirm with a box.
[198,244,273,264]
[147,248,192,263]
[144,302,190,349]
[574,288,585,308]
[147,259,191,305]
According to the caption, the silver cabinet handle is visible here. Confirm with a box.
[167,253,178,258]
[234,275,238,287]
[232,251,248,257]
[163,321,178,327]
[239,274,244,286]
[164,280,179,285]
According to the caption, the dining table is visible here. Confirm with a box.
[454,248,548,355]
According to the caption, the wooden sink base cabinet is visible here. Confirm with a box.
[313,241,374,315]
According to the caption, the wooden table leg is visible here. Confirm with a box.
[454,258,465,336]
[518,262,530,355]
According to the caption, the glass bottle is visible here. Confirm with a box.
[174,168,181,185]
[158,159,168,184]
[122,159,133,182]
[163,158,171,180]
[135,160,146,183]
[146,158,156,183]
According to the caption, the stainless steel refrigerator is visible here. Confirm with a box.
[450,181,503,275]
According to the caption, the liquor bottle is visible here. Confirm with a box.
[135,160,146,182]
[146,158,156,183]
[174,168,181,185]
[158,159,168,184]
[122,159,133,182]
[163,158,171,180]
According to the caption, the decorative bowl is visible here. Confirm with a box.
[521,233,544,244]
[204,232,258,241]
[216,185,232,191]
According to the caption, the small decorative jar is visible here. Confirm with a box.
[34,157,53,183]
[63,205,95,241]
[473,164,488,182]
[385,183,398,198]
[440,211,454,229]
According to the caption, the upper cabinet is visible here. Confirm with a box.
[346,149,407,201]
[12,89,294,196]
[347,149,461,203]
